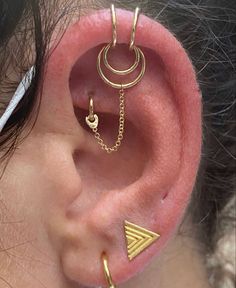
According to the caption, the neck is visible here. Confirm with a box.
[123,235,211,288]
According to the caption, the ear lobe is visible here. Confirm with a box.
[38,8,202,287]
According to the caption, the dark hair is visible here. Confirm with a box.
[0,0,235,285]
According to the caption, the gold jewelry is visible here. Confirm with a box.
[88,89,125,153]
[124,220,160,261]
[102,252,116,288]
[86,5,146,153]
[85,97,99,129]
[97,45,146,89]
[130,7,140,50]
[111,4,117,47]
[103,44,140,75]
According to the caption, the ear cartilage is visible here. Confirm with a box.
[85,5,146,154]
[124,220,160,261]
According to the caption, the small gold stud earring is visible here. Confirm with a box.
[124,220,160,261]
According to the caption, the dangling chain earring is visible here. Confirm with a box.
[86,5,146,154]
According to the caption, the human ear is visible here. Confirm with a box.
[35,8,202,287]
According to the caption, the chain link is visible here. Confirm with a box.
[92,89,125,154]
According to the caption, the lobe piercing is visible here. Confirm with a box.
[102,252,116,288]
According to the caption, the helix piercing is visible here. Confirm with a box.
[86,4,146,153]
[111,4,117,47]
[130,7,140,50]
[102,252,116,288]
[103,44,140,75]
[97,46,146,89]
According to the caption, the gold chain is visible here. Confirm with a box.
[92,89,125,154]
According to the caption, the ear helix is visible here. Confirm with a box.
[86,5,160,288]
[85,5,146,154]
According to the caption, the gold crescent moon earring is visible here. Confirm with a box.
[86,5,146,154]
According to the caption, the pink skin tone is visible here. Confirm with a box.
[0,8,203,288]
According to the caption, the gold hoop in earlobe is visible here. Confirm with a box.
[102,252,116,288]
[130,7,140,50]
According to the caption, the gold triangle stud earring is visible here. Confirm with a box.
[124,220,160,261]
[100,222,160,288]
[86,4,146,154]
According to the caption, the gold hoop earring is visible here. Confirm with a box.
[102,252,116,288]
[85,97,99,130]
[86,5,146,153]
[130,7,140,50]
[97,46,146,89]
[111,4,117,47]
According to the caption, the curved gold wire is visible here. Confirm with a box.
[103,43,140,75]
[111,4,117,47]
[130,7,141,50]
[88,97,95,121]
[102,253,116,288]
[97,44,146,89]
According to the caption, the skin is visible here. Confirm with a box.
[0,5,211,288]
